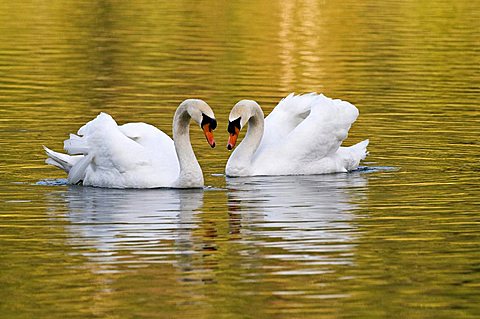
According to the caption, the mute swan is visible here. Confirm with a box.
[44,99,217,188]
[226,93,369,177]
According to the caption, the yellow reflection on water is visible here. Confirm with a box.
[0,0,479,318]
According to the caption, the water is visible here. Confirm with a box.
[1,0,479,318]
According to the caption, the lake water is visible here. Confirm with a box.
[1,1,479,318]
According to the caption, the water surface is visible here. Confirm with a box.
[1,1,479,318]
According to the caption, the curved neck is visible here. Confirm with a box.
[172,104,203,188]
[230,104,264,166]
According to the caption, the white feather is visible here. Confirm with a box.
[226,93,369,176]
[43,100,215,188]
[43,146,83,173]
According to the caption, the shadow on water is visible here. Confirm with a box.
[44,187,204,270]
[225,172,368,271]
[41,170,372,274]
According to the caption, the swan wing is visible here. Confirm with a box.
[73,113,152,170]
[119,122,171,148]
[119,122,177,158]
[63,113,179,187]
[253,94,359,174]
[281,94,359,159]
[119,122,179,170]
[261,93,318,147]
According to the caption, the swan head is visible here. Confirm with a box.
[227,100,261,150]
[180,99,217,148]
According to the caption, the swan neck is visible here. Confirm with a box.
[232,105,264,163]
[172,105,203,187]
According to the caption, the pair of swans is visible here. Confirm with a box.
[44,93,369,188]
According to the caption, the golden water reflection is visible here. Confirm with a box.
[1,0,479,318]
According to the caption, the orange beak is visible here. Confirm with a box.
[227,127,240,150]
[202,123,216,148]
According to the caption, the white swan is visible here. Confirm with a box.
[44,99,217,188]
[226,93,369,177]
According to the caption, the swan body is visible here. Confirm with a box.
[44,99,217,188]
[226,93,369,177]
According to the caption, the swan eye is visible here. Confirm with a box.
[210,118,217,130]
[201,114,217,131]
[228,117,241,134]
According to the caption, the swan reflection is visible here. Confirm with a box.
[49,186,204,268]
[227,173,367,268]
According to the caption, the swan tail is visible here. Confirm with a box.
[339,139,369,171]
[43,146,82,173]
[45,113,120,185]
[67,153,93,185]
[352,139,369,160]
